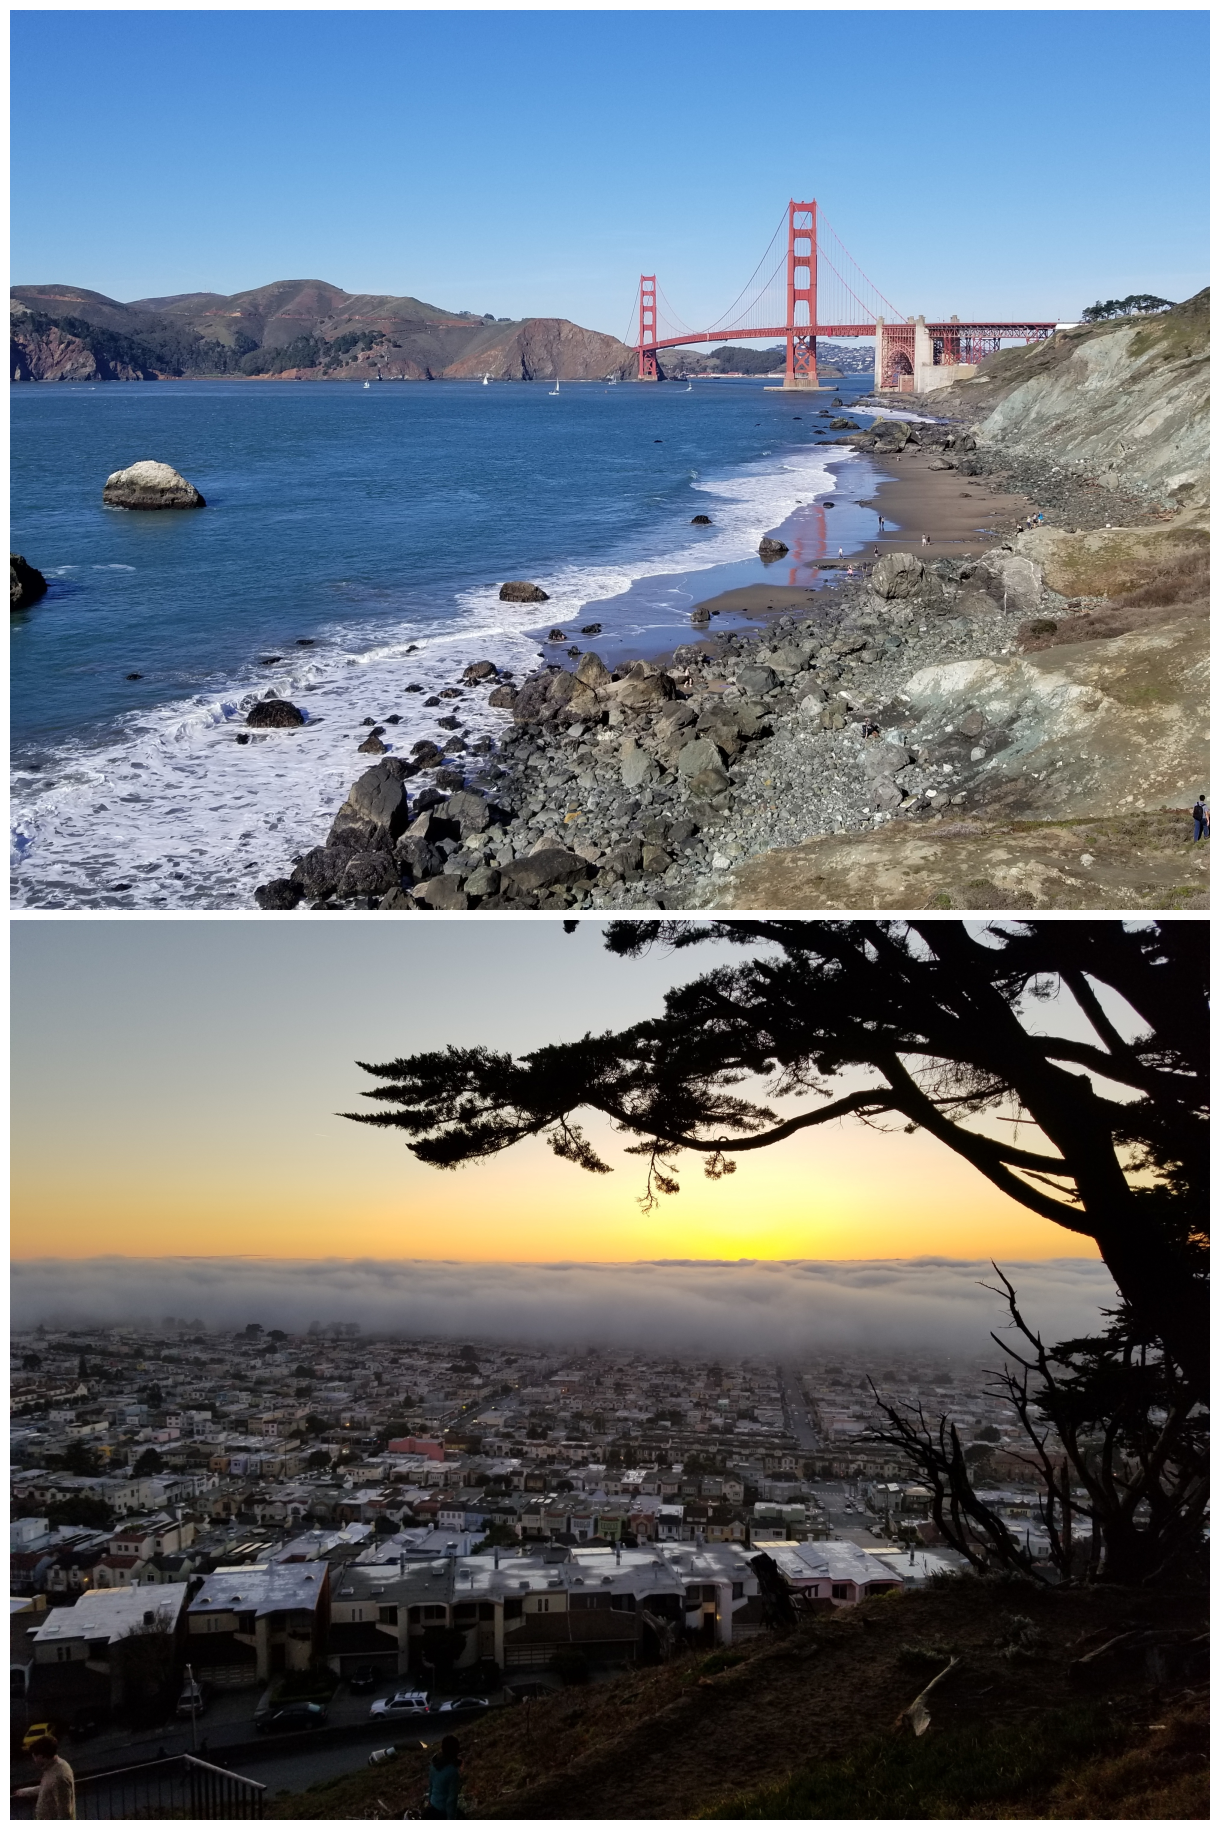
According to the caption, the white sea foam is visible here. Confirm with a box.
[11,442,847,909]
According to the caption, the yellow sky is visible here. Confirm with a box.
[11,919,1101,1267]
[11,1109,1097,1264]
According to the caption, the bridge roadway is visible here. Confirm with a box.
[640,320,1057,354]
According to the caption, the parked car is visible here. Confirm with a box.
[369,1689,430,1722]
[22,1721,62,1752]
[255,1701,329,1735]
[348,1666,379,1694]
[435,1697,490,1714]
[176,1680,211,1719]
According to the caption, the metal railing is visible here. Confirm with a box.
[71,1753,265,1819]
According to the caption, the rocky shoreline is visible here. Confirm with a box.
[253,411,1174,914]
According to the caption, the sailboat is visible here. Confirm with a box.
[482,373,491,386]
[549,377,560,396]
[363,380,370,390]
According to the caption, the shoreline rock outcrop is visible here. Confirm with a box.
[102,461,206,509]
[10,553,48,611]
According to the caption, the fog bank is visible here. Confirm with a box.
[11,1256,1115,1357]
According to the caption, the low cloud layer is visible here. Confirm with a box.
[11,1257,1116,1357]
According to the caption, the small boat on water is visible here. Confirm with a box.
[363,381,370,389]
[549,379,560,396]
[482,373,490,385]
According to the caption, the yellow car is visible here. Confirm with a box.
[22,1721,61,1752]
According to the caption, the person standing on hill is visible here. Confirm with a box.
[1191,795,1209,841]
[425,1736,463,1818]
[13,1737,75,1818]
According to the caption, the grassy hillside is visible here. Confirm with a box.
[269,1576,1207,1819]
[10,279,636,381]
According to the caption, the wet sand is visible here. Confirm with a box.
[695,445,1041,618]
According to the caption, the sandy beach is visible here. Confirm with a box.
[694,442,1042,621]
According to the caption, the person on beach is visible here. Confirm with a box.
[1191,795,1209,842]
[13,1737,75,1818]
[878,516,885,534]
[425,1736,463,1818]
[921,534,930,547]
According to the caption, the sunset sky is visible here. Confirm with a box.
[11,920,1100,1266]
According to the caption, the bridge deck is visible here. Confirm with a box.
[638,322,1057,352]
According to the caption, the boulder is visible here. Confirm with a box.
[641,843,672,875]
[10,553,47,611]
[444,789,491,834]
[102,460,205,510]
[620,738,658,790]
[958,709,985,739]
[861,740,912,779]
[396,834,446,880]
[414,875,470,910]
[499,581,549,603]
[411,740,444,767]
[799,691,828,718]
[737,664,777,697]
[690,606,710,625]
[691,514,712,525]
[575,651,611,688]
[246,698,306,728]
[977,550,1043,617]
[499,848,589,895]
[872,778,903,811]
[758,536,789,561]
[677,735,725,779]
[378,887,418,910]
[609,670,677,711]
[688,766,732,799]
[340,851,402,900]
[358,732,387,754]
[292,846,346,898]
[336,759,411,844]
[871,552,925,600]
[488,684,516,708]
[462,660,498,682]
[829,417,856,430]
[463,865,501,899]
[253,877,303,910]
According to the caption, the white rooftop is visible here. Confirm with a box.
[191,1560,327,1615]
[32,1583,189,1645]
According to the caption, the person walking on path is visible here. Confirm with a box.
[1191,795,1209,842]
[13,1737,75,1818]
[425,1735,463,1818]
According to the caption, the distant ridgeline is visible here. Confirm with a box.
[9,280,637,382]
[659,341,874,378]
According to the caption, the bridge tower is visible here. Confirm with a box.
[638,276,659,381]
[784,200,819,390]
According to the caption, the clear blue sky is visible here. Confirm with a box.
[11,10,1209,335]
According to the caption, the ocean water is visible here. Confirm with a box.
[10,372,880,908]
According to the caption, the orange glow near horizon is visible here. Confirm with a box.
[10,1116,1100,1265]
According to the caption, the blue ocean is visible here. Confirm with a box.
[11,372,880,907]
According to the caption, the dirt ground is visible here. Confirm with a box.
[706,810,1209,912]
[270,1579,1207,1820]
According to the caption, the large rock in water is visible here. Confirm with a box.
[103,461,206,510]
[11,554,48,611]
[499,581,549,603]
[246,698,305,728]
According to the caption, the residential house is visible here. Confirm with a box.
[187,1561,330,1686]
[28,1582,189,1715]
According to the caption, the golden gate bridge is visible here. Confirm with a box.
[631,199,1056,392]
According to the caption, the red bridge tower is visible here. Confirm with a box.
[785,199,818,389]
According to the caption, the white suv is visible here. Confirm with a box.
[369,1689,431,1721]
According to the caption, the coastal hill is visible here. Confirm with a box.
[706,291,1211,911]
[269,1575,1206,1819]
[9,279,636,382]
